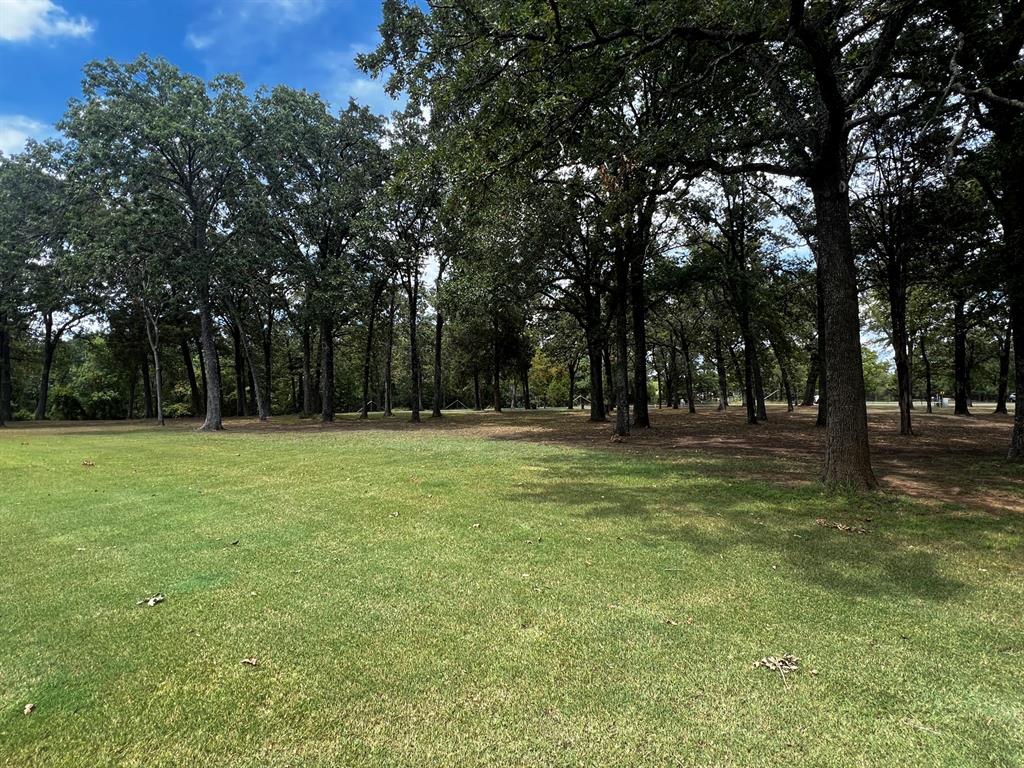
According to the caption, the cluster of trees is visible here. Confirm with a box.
[0,0,1021,490]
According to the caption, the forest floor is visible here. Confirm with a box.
[1,407,1022,766]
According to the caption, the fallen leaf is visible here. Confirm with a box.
[753,653,800,678]
[23,703,35,716]
[241,657,259,667]
[136,593,165,607]
[82,460,95,467]
[664,619,679,626]
[815,517,869,534]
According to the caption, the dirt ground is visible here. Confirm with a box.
[5,403,1021,514]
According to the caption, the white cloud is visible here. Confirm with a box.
[319,44,403,116]
[0,114,51,155]
[0,0,94,42]
[184,0,325,53]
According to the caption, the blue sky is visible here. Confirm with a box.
[0,0,400,154]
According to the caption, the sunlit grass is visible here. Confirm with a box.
[1,421,1021,767]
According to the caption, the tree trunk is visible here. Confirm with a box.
[142,354,153,419]
[681,333,696,414]
[613,250,630,437]
[362,285,384,419]
[262,304,273,416]
[230,307,268,422]
[492,335,502,412]
[143,309,164,426]
[921,334,933,414]
[473,367,481,410]
[406,280,421,423]
[584,311,606,420]
[127,368,137,420]
[629,250,650,428]
[714,329,729,411]
[995,327,1011,415]
[181,338,203,416]
[812,175,876,488]
[567,359,578,409]
[384,285,396,417]
[522,365,531,410]
[1010,286,1023,458]
[197,281,223,431]
[769,338,794,413]
[802,348,819,407]
[815,270,828,427]
[953,298,971,416]
[301,323,313,417]
[231,323,247,417]
[889,287,913,435]
[668,337,679,409]
[741,333,758,426]
[752,340,767,421]
[0,318,11,423]
[431,302,444,418]
[321,315,335,422]
[34,314,55,421]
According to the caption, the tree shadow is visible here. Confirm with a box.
[499,450,1000,604]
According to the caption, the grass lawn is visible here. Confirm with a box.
[1,411,1022,766]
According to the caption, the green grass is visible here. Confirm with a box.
[1,418,1022,767]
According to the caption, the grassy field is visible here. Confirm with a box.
[1,410,1022,767]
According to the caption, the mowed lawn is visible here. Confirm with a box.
[1,414,1022,767]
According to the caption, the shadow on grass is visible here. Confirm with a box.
[501,449,993,604]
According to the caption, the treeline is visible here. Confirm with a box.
[0,0,1021,490]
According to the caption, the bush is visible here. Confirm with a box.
[163,402,193,419]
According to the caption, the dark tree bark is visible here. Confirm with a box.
[603,341,614,414]
[612,249,631,437]
[181,338,203,416]
[142,354,153,419]
[320,315,335,422]
[492,335,502,412]
[1010,286,1024,458]
[995,327,1011,414]
[231,324,247,417]
[406,278,421,423]
[567,357,579,409]
[714,329,729,411]
[473,367,482,410]
[34,312,58,421]
[680,330,696,414]
[584,315,606,420]
[920,334,933,414]
[815,273,828,427]
[752,340,768,421]
[362,282,385,419]
[629,248,650,428]
[301,322,313,417]
[197,280,223,431]
[802,348,819,407]
[384,284,396,417]
[668,335,679,409]
[0,318,11,423]
[812,174,876,487]
[953,298,971,416]
[522,364,531,410]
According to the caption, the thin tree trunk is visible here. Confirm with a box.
[613,251,630,437]
[321,315,334,422]
[362,284,384,419]
[473,367,481,410]
[197,281,223,431]
[231,323,247,417]
[406,275,421,423]
[769,338,794,413]
[815,270,828,427]
[584,315,606,421]
[143,307,164,426]
[181,338,203,416]
[227,302,268,422]
[921,334,933,414]
[953,298,971,416]
[142,354,153,419]
[802,348,818,407]
[34,315,56,421]
[301,322,313,417]
[681,332,696,414]
[714,329,729,411]
[431,303,444,418]
[384,285,396,416]
[0,318,11,423]
[668,336,679,409]
[127,368,137,420]
[492,334,502,412]
[567,359,578,409]
[995,327,1010,415]
[630,249,650,428]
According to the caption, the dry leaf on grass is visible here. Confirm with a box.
[23,703,35,715]
[753,653,801,678]
[82,460,95,467]
[815,517,869,534]
[241,657,259,667]
[136,593,165,607]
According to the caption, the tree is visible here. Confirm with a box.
[63,55,254,431]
